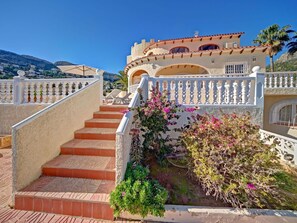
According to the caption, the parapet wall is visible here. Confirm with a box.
[0,104,47,135]
[12,80,101,192]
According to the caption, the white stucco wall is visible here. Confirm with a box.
[0,104,48,135]
[12,80,101,192]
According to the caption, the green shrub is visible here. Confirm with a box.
[181,112,282,208]
[110,163,168,218]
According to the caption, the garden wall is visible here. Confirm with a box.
[0,104,47,134]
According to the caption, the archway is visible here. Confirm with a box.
[155,64,209,77]
[130,69,148,85]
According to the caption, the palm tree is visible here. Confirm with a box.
[114,71,128,91]
[253,24,291,72]
[287,31,297,55]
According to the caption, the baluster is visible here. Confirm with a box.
[205,80,210,104]
[60,82,65,100]
[220,80,225,104]
[29,83,35,103]
[274,74,278,88]
[174,80,179,103]
[36,82,41,103]
[41,83,46,103]
[159,80,163,92]
[225,81,230,104]
[48,82,53,103]
[7,82,12,103]
[167,80,171,101]
[246,80,251,104]
[189,80,194,104]
[290,74,294,87]
[23,82,29,103]
[182,80,186,104]
[228,80,234,104]
[269,74,273,88]
[212,80,218,104]
[197,80,202,104]
[264,74,267,88]
[279,74,283,88]
[75,81,79,93]
[284,74,288,88]
[233,81,238,104]
[241,80,246,104]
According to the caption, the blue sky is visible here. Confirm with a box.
[0,0,296,73]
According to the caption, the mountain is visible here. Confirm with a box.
[0,50,57,70]
[54,61,75,66]
[268,52,297,71]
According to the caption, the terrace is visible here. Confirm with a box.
[0,67,296,221]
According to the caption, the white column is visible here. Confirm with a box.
[13,75,25,105]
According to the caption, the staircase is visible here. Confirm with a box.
[14,105,126,220]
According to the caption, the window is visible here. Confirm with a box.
[225,62,247,74]
[199,44,219,51]
[270,100,297,126]
[169,47,189,54]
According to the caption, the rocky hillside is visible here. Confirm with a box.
[267,52,297,71]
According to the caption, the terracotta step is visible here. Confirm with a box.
[42,155,115,180]
[100,105,128,112]
[85,118,120,128]
[61,139,115,157]
[75,128,116,140]
[15,176,114,220]
[93,111,123,119]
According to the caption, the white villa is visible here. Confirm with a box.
[0,31,296,221]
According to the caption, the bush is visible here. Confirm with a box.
[133,86,181,163]
[181,112,282,208]
[110,163,168,218]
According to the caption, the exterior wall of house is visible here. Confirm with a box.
[263,95,297,139]
[0,104,48,134]
[12,80,101,191]
[126,35,267,85]
[127,51,266,85]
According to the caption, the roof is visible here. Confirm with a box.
[125,45,270,73]
[143,32,245,54]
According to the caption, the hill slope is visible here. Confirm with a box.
[267,52,297,71]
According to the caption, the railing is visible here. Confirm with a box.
[115,75,149,184]
[0,80,13,103]
[21,78,94,104]
[149,69,264,107]
[260,129,297,166]
[0,76,97,104]
[264,71,297,88]
[128,84,139,93]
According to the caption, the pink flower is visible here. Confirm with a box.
[163,107,171,113]
[185,107,196,112]
[120,109,129,114]
[247,183,256,190]
[121,192,126,197]
[130,128,140,135]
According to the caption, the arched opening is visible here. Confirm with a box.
[270,99,297,126]
[130,70,148,85]
[155,64,208,77]
[169,46,189,54]
[199,44,219,51]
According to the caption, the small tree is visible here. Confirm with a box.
[114,71,128,91]
[254,24,291,72]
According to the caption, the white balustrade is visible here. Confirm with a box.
[260,129,297,166]
[150,75,261,106]
[0,80,13,103]
[265,72,297,88]
[128,84,139,93]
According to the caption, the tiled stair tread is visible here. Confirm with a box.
[93,111,124,115]
[100,105,128,110]
[86,118,121,123]
[62,139,115,150]
[43,155,115,171]
[75,128,117,134]
[18,176,114,203]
